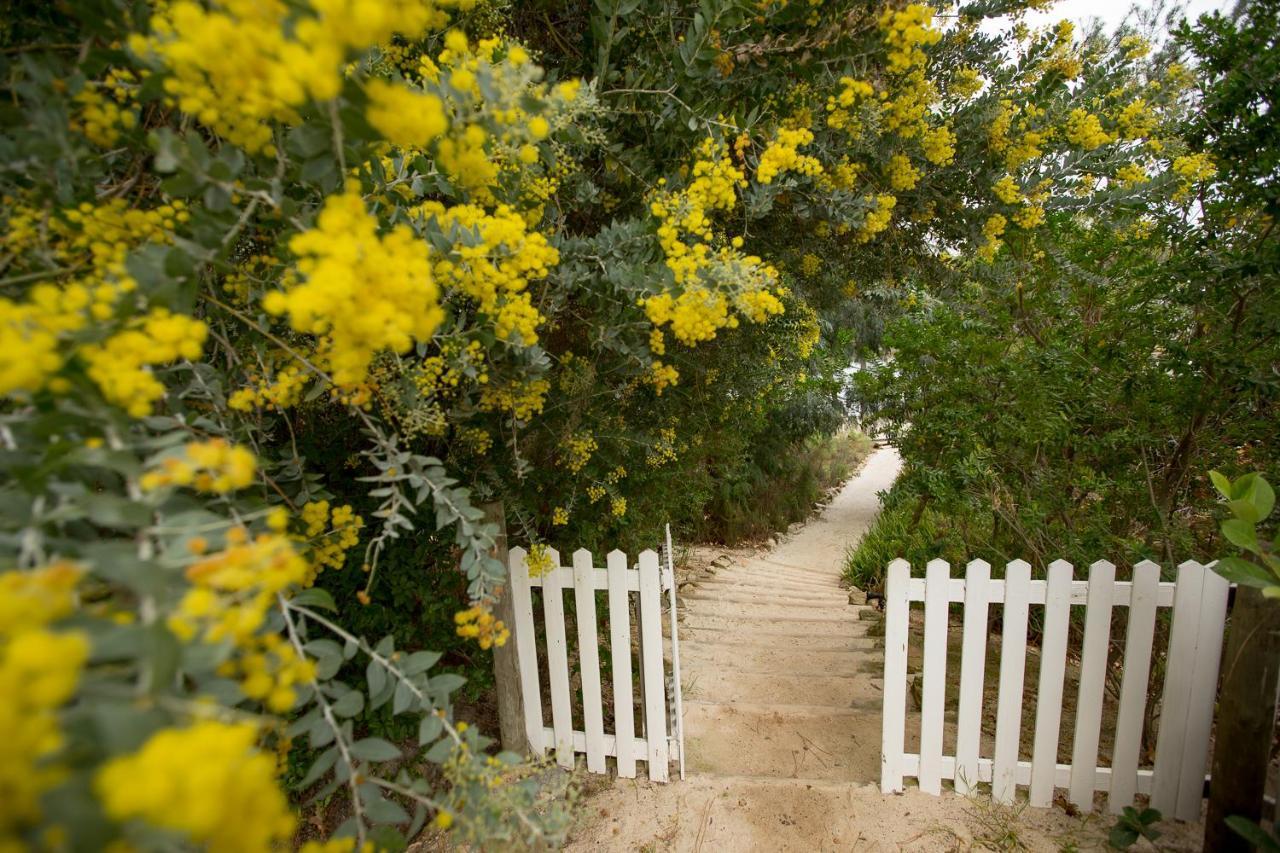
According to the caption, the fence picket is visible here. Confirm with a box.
[954,559,991,795]
[507,547,545,754]
[919,559,950,794]
[638,550,669,782]
[1070,560,1115,807]
[1175,564,1229,821]
[541,547,574,769]
[880,559,911,794]
[573,549,606,774]
[1152,561,1207,813]
[1109,560,1160,812]
[992,559,1032,804]
[1030,560,1073,806]
[606,550,636,779]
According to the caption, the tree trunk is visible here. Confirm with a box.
[484,501,528,756]
[1205,587,1280,852]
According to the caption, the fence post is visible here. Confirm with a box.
[484,501,528,756]
[1205,588,1280,851]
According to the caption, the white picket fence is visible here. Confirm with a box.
[881,558,1231,819]
[508,532,685,782]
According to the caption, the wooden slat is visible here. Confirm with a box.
[573,549,606,774]
[993,559,1032,804]
[529,565,669,592]
[1175,564,1230,821]
[1070,560,1115,806]
[540,726,650,760]
[919,559,950,795]
[541,547,574,769]
[507,547,545,754]
[607,550,636,779]
[954,559,991,795]
[880,559,911,794]
[1109,560,1161,813]
[901,753,1161,794]
[1152,561,1207,813]
[904,577,1176,608]
[638,550,669,782]
[1030,560,1073,806]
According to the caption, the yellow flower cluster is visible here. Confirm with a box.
[83,308,209,417]
[414,202,559,346]
[857,194,897,243]
[993,175,1021,204]
[72,74,139,147]
[220,630,316,712]
[645,427,679,467]
[1064,108,1112,150]
[525,543,554,578]
[646,289,729,344]
[756,127,822,184]
[800,253,823,276]
[365,79,448,148]
[300,500,363,572]
[825,77,873,133]
[882,70,939,139]
[649,138,746,285]
[478,377,550,421]
[140,438,257,493]
[1042,20,1083,80]
[552,507,569,525]
[977,213,1007,263]
[1115,99,1155,139]
[1171,152,1216,200]
[951,67,983,98]
[264,188,444,387]
[989,100,1049,170]
[610,496,627,519]
[880,4,941,74]
[647,360,680,394]
[887,154,921,190]
[132,0,466,153]
[0,563,88,841]
[921,124,956,166]
[96,721,296,852]
[561,433,598,473]
[1119,34,1152,60]
[454,606,509,650]
[229,363,310,411]
[1115,162,1150,187]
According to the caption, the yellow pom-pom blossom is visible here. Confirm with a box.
[140,438,257,493]
[756,127,822,185]
[1064,108,1112,150]
[454,606,509,649]
[800,253,823,277]
[365,79,448,148]
[0,563,88,841]
[992,175,1021,205]
[921,124,956,166]
[82,308,209,417]
[1171,152,1216,200]
[857,194,897,243]
[131,0,463,153]
[412,202,559,346]
[96,721,296,852]
[887,154,921,191]
[880,4,942,74]
[264,188,444,387]
[977,213,1007,263]
[1115,98,1155,139]
[646,360,680,394]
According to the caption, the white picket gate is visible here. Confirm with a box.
[508,530,684,782]
[881,558,1231,819]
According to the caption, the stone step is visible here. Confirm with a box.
[679,612,872,635]
[680,669,882,708]
[681,642,874,677]
[676,625,871,649]
[682,598,867,623]
[705,565,843,590]
[682,702,881,783]
[683,588,850,609]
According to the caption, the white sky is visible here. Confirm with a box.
[1021,0,1237,33]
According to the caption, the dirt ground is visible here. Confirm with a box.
[563,446,1210,852]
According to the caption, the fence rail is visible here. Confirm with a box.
[508,543,683,782]
[881,558,1231,819]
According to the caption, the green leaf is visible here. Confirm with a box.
[1210,470,1233,499]
[367,660,387,696]
[417,714,444,745]
[350,737,402,763]
[1213,557,1278,589]
[1222,518,1259,551]
[393,680,416,715]
[292,588,338,612]
[423,737,454,764]
[402,651,441,676]
[298,747,339,788]
[331,689,364,718]
[1228,498,1261,524]
[1244,475,1275,521]
[363,793,410,825]
[1225,816,1280,853]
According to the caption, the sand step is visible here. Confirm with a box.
[683,702,882,782]
[676,625,871,649]
[706,566,843,590]
[681,670,882,708]
[679,611,871,635]
[680,641,875,676]
[683,589,850,608]
[682,599,866,622]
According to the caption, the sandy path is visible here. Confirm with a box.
[564,446,1203,851]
